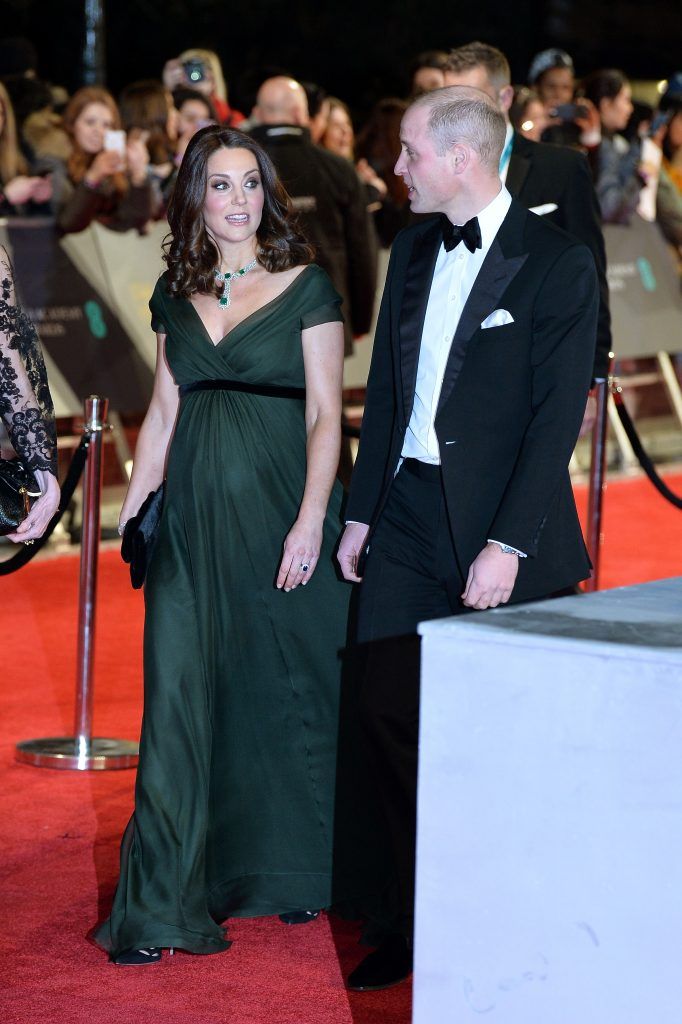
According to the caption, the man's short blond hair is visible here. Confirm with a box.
[412,86,506,172]
[445,42,511,92]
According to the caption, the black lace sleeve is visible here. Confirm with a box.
[0,246,57,475]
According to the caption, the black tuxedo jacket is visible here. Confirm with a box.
[248,124,377,353]
[508,133,611,380]
[346,199,599,603]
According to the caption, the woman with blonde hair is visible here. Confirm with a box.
[53,85,155,234]
[0,82,53,214]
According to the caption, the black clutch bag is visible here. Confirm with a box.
[0,457,41,536]
[121,483,165,589]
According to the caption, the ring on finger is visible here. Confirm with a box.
[300,562,310,572]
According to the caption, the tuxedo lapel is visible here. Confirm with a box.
[398,218,441,421]
[437,204,528,413]
[505,136,530,198]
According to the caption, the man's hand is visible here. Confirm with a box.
[337,522,369,582]
[462,543,519,610]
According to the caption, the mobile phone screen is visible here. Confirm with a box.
[104,129,126,154]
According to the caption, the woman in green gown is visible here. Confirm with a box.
[95,125,361,964]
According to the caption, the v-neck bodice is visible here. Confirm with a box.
[184,264,313,349]
[149,263,342,389]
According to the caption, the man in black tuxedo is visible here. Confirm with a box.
[444,42,611,398]
[337,86,598,990]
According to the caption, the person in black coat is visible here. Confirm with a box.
[337,86,598,992]
[444,42,611,390]
[250,77,377,355]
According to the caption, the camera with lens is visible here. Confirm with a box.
[183,59,205,84]
[551,102,589,122]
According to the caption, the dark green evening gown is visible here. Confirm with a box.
[95,264,361,958]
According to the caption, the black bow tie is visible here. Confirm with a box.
[442,215,482,254]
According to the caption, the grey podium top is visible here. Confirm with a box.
[418,577,682,652]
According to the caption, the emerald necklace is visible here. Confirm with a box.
[214,258,258,308]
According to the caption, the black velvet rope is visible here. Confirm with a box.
[613,391,682,510]
[0,435,90,575]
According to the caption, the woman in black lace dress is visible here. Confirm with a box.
[0,246,59,541]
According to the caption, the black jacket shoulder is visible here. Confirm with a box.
[512,133,590,173]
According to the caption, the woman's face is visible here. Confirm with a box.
[537,67,574,110]
[600,83,633,133]
[73,102,115,153]
[519,99,549,142]
[323,106,354,159]
[412,66,445,95]
[203,146,265,250]
[178,98,213,137]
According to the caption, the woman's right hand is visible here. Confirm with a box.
[118,495,140,538]
[162,58,184,91]
[84,149,123,187]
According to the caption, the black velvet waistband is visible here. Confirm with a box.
[179,379,306,400]
[401,458,442,482]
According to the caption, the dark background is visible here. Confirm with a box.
[1,0,680,117]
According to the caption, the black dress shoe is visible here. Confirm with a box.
[278,910,320,925]
[347,935,413,991]
[112,946,168,966]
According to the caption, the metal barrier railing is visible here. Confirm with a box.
[15,396,139,770]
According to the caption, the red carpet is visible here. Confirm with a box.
[2,472,681,1023]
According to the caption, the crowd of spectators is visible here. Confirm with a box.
[1,34,681,264]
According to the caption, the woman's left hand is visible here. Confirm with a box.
[276,517,323,592]
[6,471,60,544]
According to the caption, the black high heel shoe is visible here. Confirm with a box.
[278,910,320,925]
[112,946,174,966]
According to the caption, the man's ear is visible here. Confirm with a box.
[498,85,514,114]
[449,143,469,174]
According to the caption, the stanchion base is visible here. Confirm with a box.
[15,737,139,771]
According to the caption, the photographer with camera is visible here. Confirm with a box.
[162,49,243,127]
[528,48,602,151]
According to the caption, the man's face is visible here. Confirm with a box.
[444,66,498,105]
[394,105,455,214]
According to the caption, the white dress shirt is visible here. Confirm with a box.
[400,185,526,558]
[401,185,512,464]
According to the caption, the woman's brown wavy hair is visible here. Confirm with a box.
[62,86,127,197]
[164,124,314,298]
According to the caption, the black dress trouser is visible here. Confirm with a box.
[355,459,469,939]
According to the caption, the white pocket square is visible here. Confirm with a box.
[528,202,558,216]
[481,309,515,329]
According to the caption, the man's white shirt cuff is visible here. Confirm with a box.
[487,538,527,557]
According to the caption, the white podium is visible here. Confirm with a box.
[414,578,682,1024]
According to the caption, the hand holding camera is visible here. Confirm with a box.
[163,56,206,90]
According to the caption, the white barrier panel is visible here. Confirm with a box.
[415,578,682,1024]
[605,214,682,359]
[0,218,161,415]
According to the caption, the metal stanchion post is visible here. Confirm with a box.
[16,396,139,770]
[584,378,610,593]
